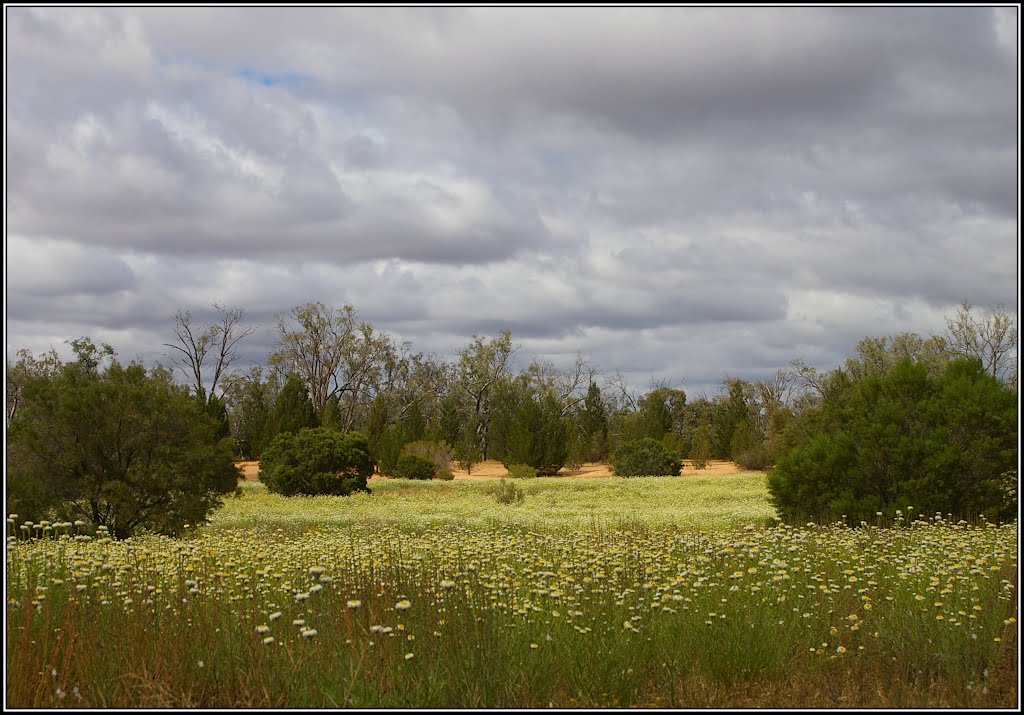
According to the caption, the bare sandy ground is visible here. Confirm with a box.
[235,458,752,482]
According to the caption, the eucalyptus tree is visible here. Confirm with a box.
[270,302,396,431]
[6,347,62,423]
[945,300,1017,388]
[454,330,517,460]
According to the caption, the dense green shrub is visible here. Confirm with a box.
[260,428,372,497]
[767,358,1018,524]
[394,453,437,480]
[611,438,683,477]
[6,342,239,538]
[505,463,538,479]
[436,468,455,481]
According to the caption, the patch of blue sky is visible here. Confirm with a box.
[235,67,310,89]
[534,147,583,182]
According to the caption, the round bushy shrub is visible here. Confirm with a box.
[611,438,683,477]
[394,453,437,480]
[767,358,1017,524]
[436,468,455,481]
[506,463,538,480]
[259,428,373,496]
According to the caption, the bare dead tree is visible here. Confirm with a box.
[756,368,797,412]
[164,304,257,402]
[603,371,638,412]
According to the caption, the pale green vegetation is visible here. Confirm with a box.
[210,473,774,532]
[6,476,1018,708]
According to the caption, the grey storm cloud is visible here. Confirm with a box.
[4,6,1018,398]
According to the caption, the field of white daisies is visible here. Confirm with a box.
[6,474,1018,708]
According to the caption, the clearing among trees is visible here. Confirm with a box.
[234,458,750,481]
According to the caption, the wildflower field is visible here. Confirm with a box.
[5,474,1019,708]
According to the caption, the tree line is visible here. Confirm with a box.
[5,299,1017,536]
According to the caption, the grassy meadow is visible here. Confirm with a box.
[213,472,775,532]
[5,471,1019,708]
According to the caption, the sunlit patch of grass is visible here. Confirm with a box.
[213,472,775,532]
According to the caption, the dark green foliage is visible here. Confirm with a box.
[319,393,345,431]
[638,392,673,442]
[436,468,455,481]
[480,376,524,464]
[768,358,1018,524]
[504,391,568,476]
[204,393,232,444]
[6,344,240,538]
[394,453,437,480]
[365,394,392,469]
[611,438,683,477]
[374,424,413,477]
[273,373,319,437]
[259,428,372,497]
[579,382,609,461]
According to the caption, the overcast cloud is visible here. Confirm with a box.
[4,6,1019,398]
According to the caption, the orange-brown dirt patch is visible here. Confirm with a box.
[234,458,751,482]
[236,460,261,481]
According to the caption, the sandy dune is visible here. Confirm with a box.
[235,458,752,482]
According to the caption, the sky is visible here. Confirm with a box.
[4,6,1020,400]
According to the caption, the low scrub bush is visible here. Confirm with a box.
[436,468,455,481]
[734,443,772,471]
[492,478,525,505]
[402,440,453,474]
[505,463,538,479]
[611,438,682,477]
[394,453,437,480]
